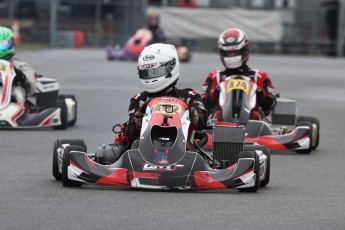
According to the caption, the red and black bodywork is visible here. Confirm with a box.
[57,97,263,191]
[203,76,313,153]
[204,120,311,152]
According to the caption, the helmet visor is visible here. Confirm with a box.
[138,58,175,79]
[0,38,14,51]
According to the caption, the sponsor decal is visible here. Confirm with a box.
[143,55,155,61]
[139,63,157,70]
[0,63,6,71]
[223,45,242,51]
[153,103,181,115]
[142,163,184,171]
[43,84,55,90]
[159,97,177,101]
[154,148,169,165]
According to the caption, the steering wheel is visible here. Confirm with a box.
[193,130,208,148]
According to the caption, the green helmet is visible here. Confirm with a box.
[0,27,15,60]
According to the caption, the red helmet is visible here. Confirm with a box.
[217,28,250,69]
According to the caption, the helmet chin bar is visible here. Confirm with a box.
[223,55,243,69]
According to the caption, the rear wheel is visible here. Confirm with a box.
[52,139,87,181]
[244,145,270,187]
[297,116,319,150]
[296,121,313,154]
[62,145,84,187]
[65,95,78,126]
[238,151,260,193]
[54,98,68,130]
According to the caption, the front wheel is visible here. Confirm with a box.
[244,145,270,187]
[238,151,260,193]
[61,145,84,187]
[297,116,320,150]
[52,141,61,181]
[53,139,86,181]
[296,121,313,154]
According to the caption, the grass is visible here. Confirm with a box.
[16,43,49,51]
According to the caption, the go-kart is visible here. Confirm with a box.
[0,60,77,129]
[204,75,320,154]
[52,97,269,192]
[106,28,191,62]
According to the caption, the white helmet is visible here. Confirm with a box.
[217,28,251,69]
[138,43,180,93]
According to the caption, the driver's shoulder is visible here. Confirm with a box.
[248,67,267,76]
[178,88,201,97]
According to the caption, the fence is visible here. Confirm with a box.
[0,0,343,56]
[0,0,145,47]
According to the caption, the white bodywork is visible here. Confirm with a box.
[0,60,76,128]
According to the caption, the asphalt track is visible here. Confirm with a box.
[1,49,344,230]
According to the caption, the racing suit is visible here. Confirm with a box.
[201,64,276,120]
[114,86,207,150]
[10,59,36,105]
[148,26,166,44]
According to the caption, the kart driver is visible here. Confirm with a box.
[113,43,207,159]
[201,28,277,120]
[0,26,36,106]
[146,11,166,44]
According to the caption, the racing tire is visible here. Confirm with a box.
[65,95,77,126]
[237,151,260,193]
[296,121,313,154]
[107,55,115,61]
[58,95,78,127]
[244,145,270,187]
[56,138,87,151]
[52,141,61,181]
[61,145,84,187]
[54,98,68,130]
[297,116,320,150]
[52,139,87,181]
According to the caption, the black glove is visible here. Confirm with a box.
[213,87,220,100]
[134,111,144,127]
[189,107,199,125]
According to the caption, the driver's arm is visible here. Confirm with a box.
[187,90,207,130]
